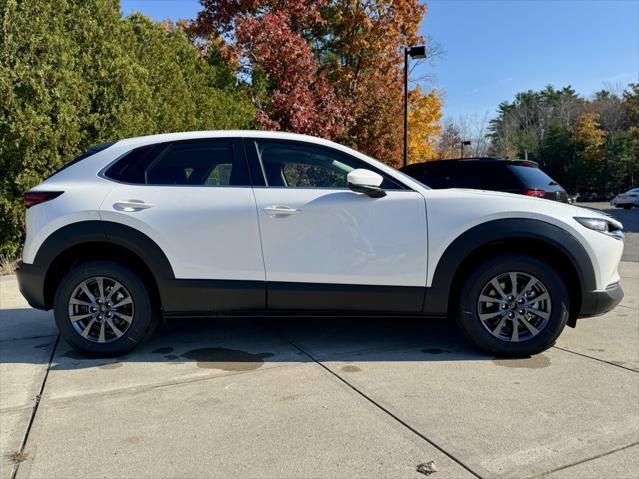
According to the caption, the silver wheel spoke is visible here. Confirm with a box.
[491,316,508,337]
[97,277,105,300]
[510,272,518,296]
[81,319,96,338]
[70,312,94,322]
[105,317,124,338]
[98,320,106,343]
[518,277,538,300]
[479,295,506,304]
[526,292,549,305]
[106,282,123,302]
[525,307,550,320]
[114,312,133,323]
[70,298,94,307]
[479,311,502,321]
[112,297,132,308]
[490,279,507,299]
[80,283,96,303]
[511,318,520,342]
[519,315,539,335]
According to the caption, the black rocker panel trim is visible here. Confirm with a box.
[161,279,265,313]
[267,282,425,312]
[163,280,424,315]
[424,218,597,317]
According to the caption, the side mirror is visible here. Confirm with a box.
[347,169,386,198]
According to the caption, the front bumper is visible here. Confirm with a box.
[16,261,48,310]
[579,282,624,317]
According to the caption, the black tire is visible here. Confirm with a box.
[455,254,569,357]
[53,260,157,357]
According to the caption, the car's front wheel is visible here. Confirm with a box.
[53,260,157,357]
[455,254,569,356]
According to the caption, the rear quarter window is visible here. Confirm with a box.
[46,142,115,179]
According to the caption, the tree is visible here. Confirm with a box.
[0,0,255,257]
[407,86,443,163]
[192,0,437,166]
[571,112,606,190]
[436,120,462,159]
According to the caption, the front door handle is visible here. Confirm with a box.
[113,200,153,212]
[263,205,299,216]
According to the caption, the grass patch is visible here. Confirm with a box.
[6,449,29,465]
[0,254,18,275]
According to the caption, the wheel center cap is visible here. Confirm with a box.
[100,305,107,312]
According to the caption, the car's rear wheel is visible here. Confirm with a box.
[455,254,569,356]
[53,260,157,357]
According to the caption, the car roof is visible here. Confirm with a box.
[114,130,341,149]
[60,130,431,193]
[402,157,539,169]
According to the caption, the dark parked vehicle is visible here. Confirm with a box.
[401,157,569,203]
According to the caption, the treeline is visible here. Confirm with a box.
[0,0,256,257]
[488,84,638,194]
[0,0,444,258]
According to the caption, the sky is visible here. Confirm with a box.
[120,0,638,120]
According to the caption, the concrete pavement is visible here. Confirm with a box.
[1,261,637,478]
[1,203,637,478]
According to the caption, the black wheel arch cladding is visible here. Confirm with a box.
[423,218,596,318]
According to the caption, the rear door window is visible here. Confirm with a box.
[104,139,250,186]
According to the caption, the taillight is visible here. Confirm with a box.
[23,191,64,208]
[522,189,545,198]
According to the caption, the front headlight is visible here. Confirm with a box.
[575,217,624,240]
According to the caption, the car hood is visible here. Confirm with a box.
[425,187,623,230]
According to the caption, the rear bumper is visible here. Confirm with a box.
[579,282,623,317]
[16,261,48,310]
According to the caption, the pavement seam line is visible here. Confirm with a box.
[552,345,639,373]
[0,334,58,344]
[529,441,639,478]
[278,333,484,479]
[10,334,60,479]
[36,361,309,408]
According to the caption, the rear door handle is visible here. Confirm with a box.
[113,200,153,212]
[263,205,299,216]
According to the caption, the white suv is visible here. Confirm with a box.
[17,131,625,357]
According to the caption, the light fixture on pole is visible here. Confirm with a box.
[403,45,426,168]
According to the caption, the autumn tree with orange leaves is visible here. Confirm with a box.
[408,86,443,163]
[191,0,442,167]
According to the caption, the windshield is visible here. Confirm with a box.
[507,165,560,188]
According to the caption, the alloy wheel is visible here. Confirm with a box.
[476,271,551,342]
[68,276,134,343]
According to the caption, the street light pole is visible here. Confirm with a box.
[403,48,409,168]
[403,45,426,168]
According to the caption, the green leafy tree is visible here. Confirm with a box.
[0,0,255,257]
[571,112,606,190]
